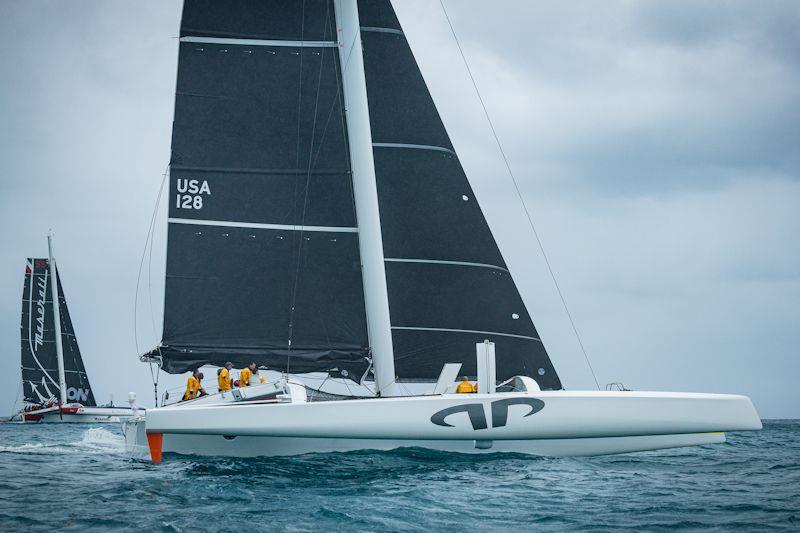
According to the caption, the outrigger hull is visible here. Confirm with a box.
[124,389,761,459]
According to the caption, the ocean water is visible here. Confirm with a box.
[0,421,797,531]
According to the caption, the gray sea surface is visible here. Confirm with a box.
[0,420,797,531]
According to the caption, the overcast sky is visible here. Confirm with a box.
[0,1,797,417]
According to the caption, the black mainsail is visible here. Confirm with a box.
[154,0,370,375]
[357,0,562,389]
[20,259,96,406]
[151,0,561,390]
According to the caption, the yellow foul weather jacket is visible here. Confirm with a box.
[218,368,232,391]
[240,367,252,387]
[456,380,474,393]
[183,376,201,400]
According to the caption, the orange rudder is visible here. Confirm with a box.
[146,432,164,463]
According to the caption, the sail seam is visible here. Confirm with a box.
[372,143,456,156]
[392,326,541,342]
[22,368,87,374]
[385,258,508,273]
[171,165,346,176]
[180,36,337,48]
[168,217,358,233]
[360,26,404,36]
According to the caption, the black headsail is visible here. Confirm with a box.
[357,1,562,389]
[20,259,96,406]
[152,0,370,375]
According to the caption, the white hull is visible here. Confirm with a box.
[124,386,760,459]
[12,405,134,424]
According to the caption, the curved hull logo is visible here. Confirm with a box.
[430,398,545,430]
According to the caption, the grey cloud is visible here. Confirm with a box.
[405,1,800,195]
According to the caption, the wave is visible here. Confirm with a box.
[0,427,125,456]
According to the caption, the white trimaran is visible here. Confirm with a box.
[125,0,760,460]
[12,234,134,423]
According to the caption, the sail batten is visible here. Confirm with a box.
[168,218,358,233]
[180,36,337,48]
[360,27,404,36]
[373,143,457,156]
[391,327,542,342]
[384,258,509,273]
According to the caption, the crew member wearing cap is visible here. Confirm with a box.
[218,362,234,392]
[182,369,207,401]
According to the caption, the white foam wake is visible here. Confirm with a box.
[79,427,126,452]
[0,427,125,455]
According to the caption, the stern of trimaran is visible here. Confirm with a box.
[127,0,760,460]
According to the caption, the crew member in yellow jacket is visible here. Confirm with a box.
[183,369,207,401]
[218,361,234,392]
[239,362,255,387]
[456,376,476,393]
[239,362,266,387]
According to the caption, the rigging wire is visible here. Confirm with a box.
[134,165,169,405]
[145,170,167,406]
[134,165,168,355]
[147,171,166,340]
[286,1,331,374]
[438,0,601,390]
[286,0,308,375]
[10,379,22,416]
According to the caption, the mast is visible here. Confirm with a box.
[47,232,68,406]
[334,0,399,396]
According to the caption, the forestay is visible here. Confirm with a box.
[20,259,96,406]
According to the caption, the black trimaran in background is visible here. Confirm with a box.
[125,0,760,460]
[12,234,133,423]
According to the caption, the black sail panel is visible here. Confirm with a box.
[56,270,96,406]
[374,148,501,265]
[358,0,562,389]
[161,225,368,374]
[20,259,60,404]
[181,0,335,41]
[20,259,96,406]
[157,0,370,375]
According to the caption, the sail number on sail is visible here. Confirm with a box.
[175,178,211,210]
